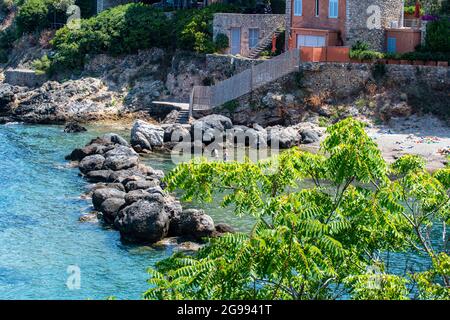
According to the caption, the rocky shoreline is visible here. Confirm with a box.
[66,112,323,249]
[67,131,233,249]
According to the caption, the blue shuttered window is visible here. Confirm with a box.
[294,0,302,16]
[329,0,338,18]
[249,28,259,49]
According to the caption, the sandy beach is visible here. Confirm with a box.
[366,115,450,171]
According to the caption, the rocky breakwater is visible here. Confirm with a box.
[0,79,132,124]
[66,133,231,247]
[130,114,323,153]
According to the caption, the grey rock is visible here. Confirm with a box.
[192,114,233,136]
[100,197,126,224]
[267,126,301,148]
[64,122,87,133]
[300,129,320,144]
[124,189,152,205]
[92,188,126,210]
[131,120,164,151]
[163,124,191,143]
[170,209,215,240]
[103,145,139,171]
[103,133,129,147]
[115,200,171,243]
[85,169,113,183]
[79,154,105,174]
[125,179,159,192]
[215,223,235,234]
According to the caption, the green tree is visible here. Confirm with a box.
[145,118,449,300]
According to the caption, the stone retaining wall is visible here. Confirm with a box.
[4,69,46,87]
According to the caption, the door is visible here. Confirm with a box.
[297,35,326,48]
[231,28,241,55]
[387,37,397,53]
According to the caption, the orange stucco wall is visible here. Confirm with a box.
[300,46,350,62]
[291,0,346,43]
[386,29,422,53]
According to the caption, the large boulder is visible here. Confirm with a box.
[79,154,105,174]
[163,124,191,143]
[192,115,233,142]
[85,169,114,183]
[103,145,139,171]
[99,197,126,224]
[300,129,320,144]
[267,126,301,148]
[131,120,164,151]
[170,209,215,240]
[102,133,129,147]
[65,142,114,161]
[92,188,126,210]
[114,200,171,243]
[125,179,159,192]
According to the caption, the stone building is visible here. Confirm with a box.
[286,0,409,52]
[213,13,286,57]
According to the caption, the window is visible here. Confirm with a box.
[315,0,319,16]
[249,28,259,49]
[294,0,302,16]
[329,0,338,18]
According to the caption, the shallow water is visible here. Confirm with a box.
[0,123,254,300]
[0,123,436,300]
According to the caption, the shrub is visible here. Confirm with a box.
[50,3,171,70]
[350,41,384,61]
[174,3,240,53]
[214,33,229,52]
[31,54,51,74]
[425,19,450,52]
[16,0,73,34]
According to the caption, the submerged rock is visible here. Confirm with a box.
[64,122,87,133]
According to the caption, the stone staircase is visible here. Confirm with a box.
[176,109,190,124]
[248,27,285,59]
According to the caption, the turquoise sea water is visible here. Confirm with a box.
[0,123,254,300]
[0,123,435,300]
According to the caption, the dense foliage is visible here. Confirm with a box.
[15,0,73,33]
[349,41,384,61]
[50,3,171,70]
[172,3,240,53]
[425,19,450,53]
[145,118,449,300]
[47,3,240,71]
